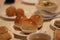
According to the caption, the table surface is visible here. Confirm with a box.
[0,0,60,40]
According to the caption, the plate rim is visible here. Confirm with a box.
[8,24,43,37]
[50,18,60,30]
[15,24,42,36]
[1,11,16,20]
[21,0,38,4]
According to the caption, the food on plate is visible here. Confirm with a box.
[38,1,55,6]
[30,14,43,26]
[0,26,12,40]
[6,6,16,17]
[54,29,60,40]
[20,19,38,33]
[54,20,60,28]
[15,15,27,28]
[16,8,24,16]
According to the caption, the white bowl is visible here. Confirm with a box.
[35,1,57,13]
[27,33,51,40]
[50,18,60,30]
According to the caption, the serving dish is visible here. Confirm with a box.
[1,11,16,20]
[21,0,38,4]
[50,18,60,30]
[35,1,57,13]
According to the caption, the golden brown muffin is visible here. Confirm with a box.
[6,6,16,17]
[30,14,43,26]
[16,8,24,16]
[20,19,38,33]
[15,15,27,28]
[0,26,8,34]
[54,29,60,40]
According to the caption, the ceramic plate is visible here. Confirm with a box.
[50,18,60,30]
[1,12,16,20]
[8,31,14,40]
[8,24,42,37]
[22,0,38,4]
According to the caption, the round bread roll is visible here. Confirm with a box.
[20,19,38,33]
[30,14,43,27]
[16,8,24,16]
[15,15,27,28]
[6,6,16,17]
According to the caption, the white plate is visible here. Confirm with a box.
[21,0,38,4]
[0,9,30,20]
[1,11,16,20]
[50,18,60,30]
[7,24,42,37]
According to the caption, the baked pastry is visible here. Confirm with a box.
[30,14,43,26]
[15,15,27,28]
[20,19,38,33]
[0,26,8,34]
[0,26,12,40]
[16,8,24,16]
[0,32,12,40]
[6,6,16,17]
[54,29,60,40]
